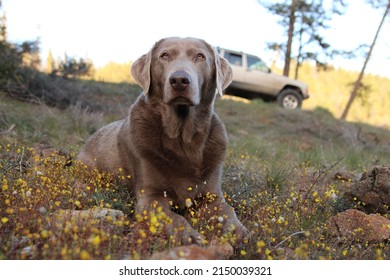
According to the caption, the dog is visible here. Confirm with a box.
[78,37,249,245]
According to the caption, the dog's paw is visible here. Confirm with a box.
[236,224,251,244]
[185,232,206,246]
[165,216,205,246]
[176,226,206,246]
[223,221,251,246]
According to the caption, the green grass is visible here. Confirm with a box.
[1,78,390,260]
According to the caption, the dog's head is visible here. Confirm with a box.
[131,37,232,107]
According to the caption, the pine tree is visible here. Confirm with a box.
[259,0,346,77]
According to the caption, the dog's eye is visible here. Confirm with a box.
[196,53,206,61]
[161,53,170,60]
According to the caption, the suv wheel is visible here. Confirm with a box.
[277,89,302,109]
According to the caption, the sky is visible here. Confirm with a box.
[2,0,390,78]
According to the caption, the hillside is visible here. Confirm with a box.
[2,84,389,170]
[0,80,389,260]
[94,61,390,129]
[281,63,390,129]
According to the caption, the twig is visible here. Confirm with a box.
[274,231,306,249]
[303,159,343,201]
[19,147,25,176]
[0,163,19,177]
[297,158,343,226]
[0,123,15,135]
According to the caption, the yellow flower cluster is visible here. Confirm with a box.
[1,143,388,260]
[0,144,132,259]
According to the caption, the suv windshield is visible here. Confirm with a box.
[247,55,269,72]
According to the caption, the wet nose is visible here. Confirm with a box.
[169,70,191,91]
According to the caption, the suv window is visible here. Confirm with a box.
[247,55,269,72]
[224,52,243,66]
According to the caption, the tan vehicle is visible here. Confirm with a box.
[217,47,309,109]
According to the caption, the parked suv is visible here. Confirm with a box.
[217,47,309,109]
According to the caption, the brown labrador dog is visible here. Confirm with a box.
[78,37,249,245]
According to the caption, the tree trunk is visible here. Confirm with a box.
[283,0,298,77]
[340,2,389,120]
[294,26,304,79]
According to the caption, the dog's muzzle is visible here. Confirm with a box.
[166,70,198,106]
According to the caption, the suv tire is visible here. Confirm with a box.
[277,89,302,109]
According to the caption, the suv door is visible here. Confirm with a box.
[222,51,246,85]
[243,54,280,95]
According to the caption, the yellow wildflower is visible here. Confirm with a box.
[91,235,101,246]
[80,250,91,260]
[257,240,266,248]
[185,198,193,208]
[149,225,157,234]
[40,230,50,238]
[1,179,8,191]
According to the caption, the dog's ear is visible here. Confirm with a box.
[214,49,233,96]
[131,52,151,94]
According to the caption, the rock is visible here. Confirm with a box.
[343,166,390,214]
[150,241,234,260]
[52,208,125,234]
[30,145,72,172]
[326,209,390,242]
[53,207,124,222]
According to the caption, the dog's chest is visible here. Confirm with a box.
[161,136,205,173]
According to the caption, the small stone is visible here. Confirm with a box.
[39,206,47,215]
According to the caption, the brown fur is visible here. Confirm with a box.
[78,37,249,244]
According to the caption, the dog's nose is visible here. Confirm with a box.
[169,71,191,91]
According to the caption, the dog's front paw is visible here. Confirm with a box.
[165,216,205,246]
[224,220,250,245]
[185,231,206,246]
[236,223,251,244]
